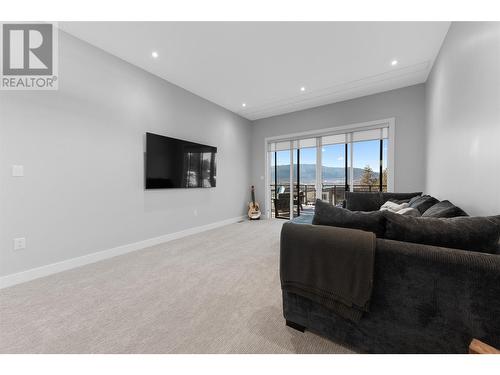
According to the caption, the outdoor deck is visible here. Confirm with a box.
[270,183,387,219]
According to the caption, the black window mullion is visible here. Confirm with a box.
[379,139,383,192]
[297,149,300,216]
[344,143,348,191]
[274,151,277,200]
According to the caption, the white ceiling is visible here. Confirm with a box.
[60,22,450,121]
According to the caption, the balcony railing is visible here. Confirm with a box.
[270,183,388,213]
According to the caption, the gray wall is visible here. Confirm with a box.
[425,22,500,216]
[251,84,426,207]
[0,31,252,277]
[4,22,498,278]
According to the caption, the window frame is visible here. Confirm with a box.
[264,118,395,219]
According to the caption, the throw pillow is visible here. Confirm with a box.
[313,199,386,237]
[397,207,421,217]
[380,201,409,212]
[408,195,421,206]
[408,195,440,214]
[422,200,468,218]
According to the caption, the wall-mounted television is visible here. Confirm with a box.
[145,132,217,189]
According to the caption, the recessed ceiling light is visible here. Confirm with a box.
[300,87,306,92]
[152,51,159,58]
[242,103,246,107]
[391,60,398,66]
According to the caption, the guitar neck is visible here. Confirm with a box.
[251,186,256,205]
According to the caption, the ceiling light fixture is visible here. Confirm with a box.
[391,60,398,66]
[152,51,159,58]
[300,87,306,92]
[242,103,246,107]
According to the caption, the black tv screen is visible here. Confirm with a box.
[145,132,217,189]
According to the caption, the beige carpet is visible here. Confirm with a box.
[0,219,353,354]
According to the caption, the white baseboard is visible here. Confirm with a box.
[0,215,247,289]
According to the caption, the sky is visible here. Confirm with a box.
[274,140,388,170]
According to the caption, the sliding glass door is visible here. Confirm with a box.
[271,148,292,219]
[269,140,318,219]
[351,128,388,192]
[267,123,391,219]
[295,139,317,217]
[382,138,388,191]
[321,134,350,206]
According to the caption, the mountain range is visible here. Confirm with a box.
[272,164,379,184]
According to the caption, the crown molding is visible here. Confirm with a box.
[241,61,430,120]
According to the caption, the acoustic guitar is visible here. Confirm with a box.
[247,185,261,220]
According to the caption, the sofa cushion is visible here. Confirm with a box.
[408,195,439,214]
[383,211,500,253]
[345,191,422,212]
[345,192,382,212]
[422,200,468,218]
[313,199,386,236]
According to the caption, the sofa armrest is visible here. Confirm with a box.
[374,238,500,344]
[280,223,500,351]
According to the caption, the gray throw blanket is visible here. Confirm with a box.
[280,223,376,322]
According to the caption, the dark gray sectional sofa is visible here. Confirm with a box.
[280,192,500,353]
